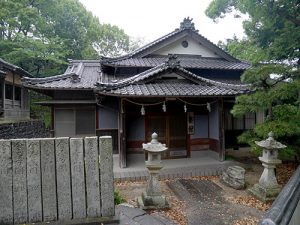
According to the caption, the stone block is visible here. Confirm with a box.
[40,138,57,221]
[221,166,245,190]
[27,139,42,223]
[248,183,281,202]
[12,139,28,224]
[55,137,72,220]
[70,138,86,219]
[99,136,115,217]
[0,140,13,224]
[84,136,101,217]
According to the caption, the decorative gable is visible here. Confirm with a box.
[152,36,221,58]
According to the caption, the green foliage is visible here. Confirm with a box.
[0,0,136,77]
[218,38,268,64]
[206,0,300,159]
[30,92,52,128]
[206,0,300,61]
[114,190,126,205]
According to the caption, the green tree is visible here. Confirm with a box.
[0,0,135,76]
[206,0,300,159]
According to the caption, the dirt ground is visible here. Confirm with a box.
[115,161,296,225]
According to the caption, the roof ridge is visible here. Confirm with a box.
[96,63,167,89]
[22,72,75,84]
[177,67,250,90]
[101,29,183,62]
[100,18,242,63]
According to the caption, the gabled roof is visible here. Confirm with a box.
[96,56,250,97]
[0,58,33,77]
[102,18,240,63]
[22,60,101,90]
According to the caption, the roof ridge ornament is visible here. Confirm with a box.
[165,54,180,68]
[179,17,197,31]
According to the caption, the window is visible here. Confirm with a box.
[55,109,75,137]
[76,109,95,135]
[245,113,255,129]
[233,117,244,130]
[15,86,21,101]
[55,107,95,137]
[181,40,189,48]
[5,83,13,100]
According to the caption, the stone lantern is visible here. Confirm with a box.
[138,132,169,209]
[249,132,286,202]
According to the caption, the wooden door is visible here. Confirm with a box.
[146,114,187,158]
[168,114,187,157]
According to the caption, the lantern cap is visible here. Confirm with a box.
[143,132,168,153]
[255,132,286,150]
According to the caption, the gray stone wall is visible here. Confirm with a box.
[0,120,49,139]
[0,136,115,225]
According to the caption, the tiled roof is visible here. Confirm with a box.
[99,83,247,97]
[102,57,250,70]
[101,19,239,62]
[0,58,33,77]
[23,60,101,90]
[97,58,250,92]
[96,57,250,97]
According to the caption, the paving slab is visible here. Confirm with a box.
[114,152,237,181]
[116,205,177,225]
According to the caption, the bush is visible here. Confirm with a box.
[114,190,126,205]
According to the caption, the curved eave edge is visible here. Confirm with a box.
[22,83,94,91]
[94,91,249,98]
[96,64,251,92]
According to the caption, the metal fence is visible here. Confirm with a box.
[0,136,114,224]
[260,166,300,225]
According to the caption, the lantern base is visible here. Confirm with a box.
[248,183,281,202]
[137,192,169,210]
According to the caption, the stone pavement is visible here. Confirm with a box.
[114,151,237,182]
[167,179,262,225]
[22,206,177,225]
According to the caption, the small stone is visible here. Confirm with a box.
[221,166,245,190]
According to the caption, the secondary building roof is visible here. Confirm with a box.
[23,60,101,90]
[0,58,33,77]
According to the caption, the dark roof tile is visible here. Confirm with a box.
[100,83,246,97]
[103,57,250,70]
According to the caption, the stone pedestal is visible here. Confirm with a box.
[138,133,169,209]
[248,132,286,202]
[222,166,245,190]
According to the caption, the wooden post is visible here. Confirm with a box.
[118,98,126,168]
[1,78,5,112]
[219,98,225,161]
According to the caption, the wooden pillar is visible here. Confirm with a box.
[12,72,15,108]
[218,98,225,161]
[118,98,126,168]
[1,78,5,114]
[51,106,55,137]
